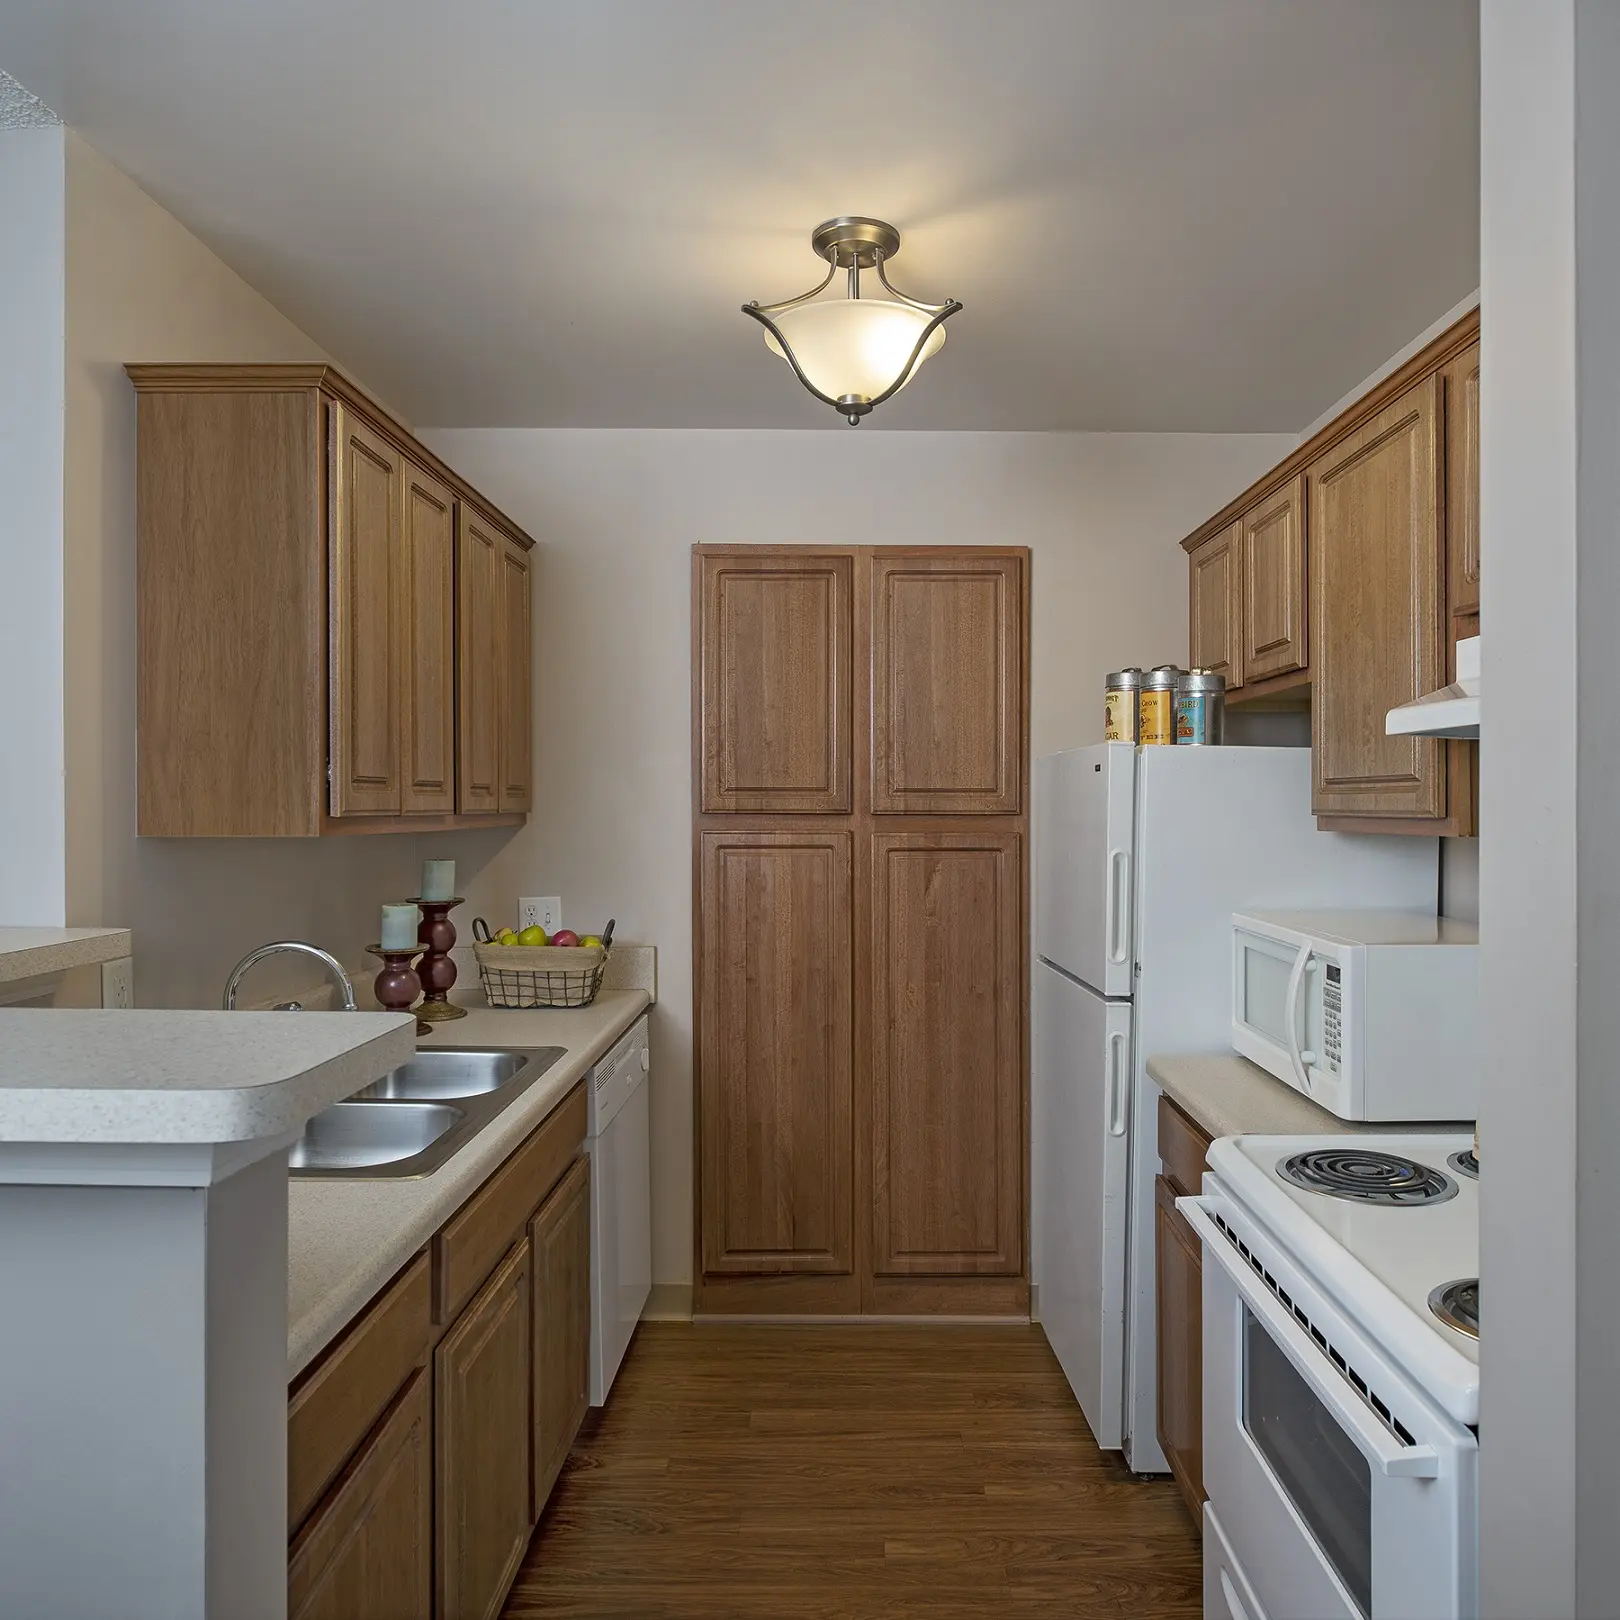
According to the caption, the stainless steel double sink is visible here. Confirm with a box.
[289,1046,565,1179]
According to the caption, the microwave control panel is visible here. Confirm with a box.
[1321,963,1342,1071]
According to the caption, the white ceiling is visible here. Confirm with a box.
[1,1,1478,431]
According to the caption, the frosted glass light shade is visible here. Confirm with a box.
[763,298,947,403]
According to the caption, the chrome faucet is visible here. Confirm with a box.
[222,942,358,1012]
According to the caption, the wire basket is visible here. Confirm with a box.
[473,943,609,1009]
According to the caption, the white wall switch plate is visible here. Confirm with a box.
[520,897,563,934]
[101,955,134,1009]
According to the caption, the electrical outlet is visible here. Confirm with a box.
[520,896,563,934]
[101,956,134,1009]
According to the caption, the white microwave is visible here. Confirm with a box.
[1231,910,1479,1121]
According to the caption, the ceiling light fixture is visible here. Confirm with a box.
[743,217,962,425]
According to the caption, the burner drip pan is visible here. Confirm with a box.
[1277,1148,1458,1207]
[1448,1148,1479,1180]
[1429,1278,1480,1339]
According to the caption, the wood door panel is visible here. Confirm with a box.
[1155,1176,1204,1522]
[1309,377,1447,820]
[435,1239,533,1620]
[869,831,1022,1277]
[530,1155,591,1513]
[401,461,456,815]
[1242,474,1307,682]
[869,554,1024,815]
[288,1371,432,1620]
[1188,522,1241,688]
[699,830,854,1276]
[698,552,853,813]
[329,403,403,817]
[498,536,533,813]
[456,506,502,814]
[1444,341,1481,630]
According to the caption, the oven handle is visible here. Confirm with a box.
[1178,1195,1442,1481]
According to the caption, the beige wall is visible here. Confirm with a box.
[62,134,515,1008]
[422,427,1292,1287]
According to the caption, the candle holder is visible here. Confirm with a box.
[366,946,433,1037]
[411,897,468,1024]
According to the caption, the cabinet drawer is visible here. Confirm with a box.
[1158,1095,1213,1199]
[288,1251,431,1534]
[435,1081,587,1324]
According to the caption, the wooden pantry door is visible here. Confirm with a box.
[693,545,1029,1318]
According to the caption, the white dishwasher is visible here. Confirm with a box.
[586,1014,651,1404]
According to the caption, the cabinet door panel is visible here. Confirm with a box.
[870,832,1022,1276]
[1155,1176,1203,1521]
[1309,377,1447,820]
[435,1240,533,1620]
[329,404,402,817]
[699,830,854,1276]
[288,1371,431,1620]
[401,461,456,815]
[1188,522,1242,688]
[1242,474,1307,682]
[697,552,853,813]
[530,1155,591,1513]
[456,506,502,814]
[870,554,1024,815]
[1444,341,1481,630]
[498,537,533,813]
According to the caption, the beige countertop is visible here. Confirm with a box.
[1147,1051,1475,1142]
[287,987,651,1378]
[0,926,131,986]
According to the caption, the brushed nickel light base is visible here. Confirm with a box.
[810,216,903,269]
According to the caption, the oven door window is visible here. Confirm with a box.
[1243,1305,1373,1616]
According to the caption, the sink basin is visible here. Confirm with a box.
[354,1048,527,1101]
[289,1100,463,1172]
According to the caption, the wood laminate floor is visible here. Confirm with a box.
[501,1322,1202,1619]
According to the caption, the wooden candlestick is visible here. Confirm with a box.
[411,897,467,1023]
[366,945,432,1037]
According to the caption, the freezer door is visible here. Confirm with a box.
[1033,958,1132,1451]
[1034,742,1136,997]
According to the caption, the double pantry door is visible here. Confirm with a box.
[692,545,1031,1316]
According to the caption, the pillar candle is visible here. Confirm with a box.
[380,903,419,951]
[420,859,456,903]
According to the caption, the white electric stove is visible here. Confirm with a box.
[1180,1132,1480,1620]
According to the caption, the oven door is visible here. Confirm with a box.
[1182,1192,1476,1620]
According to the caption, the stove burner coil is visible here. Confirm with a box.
[1277,1148,1458,1207]
[1448,1149,1479,1180]
[1429,1277,1479,1338]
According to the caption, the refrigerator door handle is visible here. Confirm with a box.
[1106,849,1130,966]
[1107,1031,1129,1136]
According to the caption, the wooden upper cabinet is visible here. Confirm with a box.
[456,505,503,815]
[1309,376,1447,821]
[1241,473,1308,683]
[869,553,1025,815]
[1187,522,1242,689]
[329,403,404,818]
[697,551,853,814]
[698,829,854,1277]
[869,831,1022,1278]
[435,1239,533,1620]
[400,460,456,816]
[530,1155,591,1512]
[498,535,533,814]
[1444,341,1481,636]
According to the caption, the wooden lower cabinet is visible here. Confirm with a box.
[436,1238,534,1620]
[1155,1176,1204,1524]
[531,1155,592,1511]
[288,1371,433,1620]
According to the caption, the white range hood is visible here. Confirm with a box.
[1386,635,1479,740]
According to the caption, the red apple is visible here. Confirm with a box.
[550,929,580,948]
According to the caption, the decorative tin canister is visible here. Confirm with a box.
[1140,665,1182,746]
[1175,668,1227,745]
[1104,668,1144,743]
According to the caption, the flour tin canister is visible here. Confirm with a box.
[1175,668,1227,745]
[1104,668,1144,743]
[1139,665,1182,746]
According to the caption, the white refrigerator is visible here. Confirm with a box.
[1031,743,1438,1471]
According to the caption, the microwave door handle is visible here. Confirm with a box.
[1178,1196,1442,1481]
[1284,944,1313,1092]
